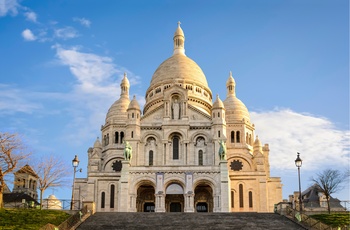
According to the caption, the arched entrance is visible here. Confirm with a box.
[194,184,213,212]
[165,183,184,212]
[136,183,155,212]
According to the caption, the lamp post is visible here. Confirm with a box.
[295,152,303,212]
[70,155,80,210]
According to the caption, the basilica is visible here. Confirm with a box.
[74,23,282,213]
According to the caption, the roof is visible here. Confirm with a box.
[3,193,39,205]
[16,164,39,178]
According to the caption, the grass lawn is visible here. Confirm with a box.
[0,208,71,230]
[311,213,350,228]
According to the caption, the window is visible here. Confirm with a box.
[239,184,243,208]
[198,150,203,165]
[101,192,105,208]
[149,150,154,166]
[120,132,124,143]
[249,191,253,208]
[131,131,134,138]
[218,112,220,117]
[231,191,234,208]
[115,132,119,144]
[218,131,221,138]
[110,185,115,208]
[231,131,235,143]
[236,131,240,143]
[132,113,134,118]
[173,136,179,159]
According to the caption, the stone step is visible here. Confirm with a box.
[76,212,306,230]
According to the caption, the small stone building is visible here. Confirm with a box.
[75,23,283,213]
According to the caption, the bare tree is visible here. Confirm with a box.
[35,155,70,209]
[311,169,349,214]
[0,132,31,208]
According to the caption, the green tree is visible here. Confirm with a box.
[0,132,31,208]
[311,169,348,214]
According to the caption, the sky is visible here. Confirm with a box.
[0,0,349,203]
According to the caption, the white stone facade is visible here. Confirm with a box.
[74,23,282,213]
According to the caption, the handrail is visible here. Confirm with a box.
[58,205,90,230]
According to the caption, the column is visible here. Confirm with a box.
[219,160,230,212]
[118,160,130,212]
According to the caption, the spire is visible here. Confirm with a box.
[226,71,236,97]
[120,72,130,98]
[173,21,186,56]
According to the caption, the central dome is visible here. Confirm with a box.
[149,54,209,88]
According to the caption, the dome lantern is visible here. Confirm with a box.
[173,21,185,56]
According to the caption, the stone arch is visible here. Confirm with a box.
[193,179,215,212]
[135,179,156,212]
[140,131,162,143]
[164,180,185,212]
[227,155,253,171]
[103,157,124,172]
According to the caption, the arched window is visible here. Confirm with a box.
[110,185,115,208]
[239,184,243,208]
[29,180,32,189]
[236,131,240,143]
[106,133,109,145]
[149,150,154,166]
[101,192,105,208]
[173,136,179,160]
[231,131,235,143]
[231,191,234,208]
[198,150,203,165]
[120,132,124,144]
[115,132,119,144]
[131,131,134,138]
[249,191,253,208]
[218,131,221,138]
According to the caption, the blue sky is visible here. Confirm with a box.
[1,0,349,202]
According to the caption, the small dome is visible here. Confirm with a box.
[254,136,262,147]
[213,95,225,109]
[226,71,235,87]
[105,96,130,123]
[105,74,130,123]
[174,21,184,37]
[47,194,58,200]
[224,72,250,122]
[128,95,141,110]
[93,137,102,148]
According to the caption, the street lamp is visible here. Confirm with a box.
[295,152,303,212]
[71,155,81,210]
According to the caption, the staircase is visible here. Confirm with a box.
[76,212,306,230]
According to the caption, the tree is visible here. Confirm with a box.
[35,155,70,209]
[0,132,31,208]
[311,169,349,214]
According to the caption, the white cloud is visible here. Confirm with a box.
[0,84,41,114]
[24,10,37,22]
[54,27,79,40]
[52,45,142,145]
[73,17,91,27]
[251,109,349,171]
[0,0,19,16]
[21,28,36,41]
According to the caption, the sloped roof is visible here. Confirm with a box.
[16,164,39,178]
[3,193,39,204]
